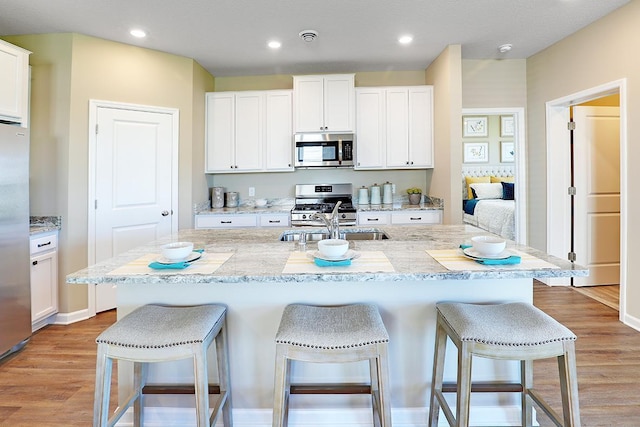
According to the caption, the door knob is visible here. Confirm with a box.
[161,210,169,216]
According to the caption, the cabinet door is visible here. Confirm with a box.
[205,93,235,172]
[357,211,391,225]
[195,214,258,229]
[391,210,442,224]
[385,88,410,168]
[259,213,290,227]
[0,40,29,124]
[293,76,324,132]
[355,88,385,169]
[408,86,434,168]
[31,250,58,325]
[265,90,293,171]
[323,74,355,132]
[234,92,263,171]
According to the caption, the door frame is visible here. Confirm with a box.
[545,79,628,325]
[86,100,180,317]
[461,107,527,245]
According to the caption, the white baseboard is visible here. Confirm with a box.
[53,308,92,325]
[623,311,640,333]
[114,406,524,426]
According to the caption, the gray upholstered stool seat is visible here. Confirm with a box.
[273,303,392,426]
[429,302,580,427]
[93,304,232,427]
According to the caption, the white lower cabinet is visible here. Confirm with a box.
[357,212,391,226]
[391,211,442,225]
[30,231,58,331]
[195,213,291,229]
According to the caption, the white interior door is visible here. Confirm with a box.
[93,104,176,312]
[573,106,620,287]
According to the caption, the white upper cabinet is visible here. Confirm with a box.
[293,74,355,133]
[356,85,433,170]
[206,90,293,173]
[0,40,30,126]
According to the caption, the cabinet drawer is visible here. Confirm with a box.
[391,211,442,225]
[357,212,391,225]
[195,214,257,229]
[30,232,58,255]
[259,214,290,227]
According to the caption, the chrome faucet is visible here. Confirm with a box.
[311,201,342,239]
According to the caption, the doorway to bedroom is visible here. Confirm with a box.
[461,108,526,245]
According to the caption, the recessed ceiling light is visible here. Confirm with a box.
[130,29,146,38]
[498,43,513,53]
[268,40,281,49]
[398,35,413,45]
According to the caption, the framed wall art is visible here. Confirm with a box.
[500,115,515,137]
[463,142,489,163]
[463,116,488,137]
[501,141,515,162]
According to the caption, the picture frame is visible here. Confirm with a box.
[501,141,515,162]
[500,115,515,137]
[463,142,489,163]
[463,116,488,137]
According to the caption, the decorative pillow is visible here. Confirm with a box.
[490,175,515,183]
[502,182,515,200]
[465,176,490,199]
[470,183,504,200]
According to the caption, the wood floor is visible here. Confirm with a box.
[0,282,638,426]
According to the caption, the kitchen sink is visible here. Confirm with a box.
[279,229,390,242]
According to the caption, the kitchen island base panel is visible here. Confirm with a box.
[116,278,532,419]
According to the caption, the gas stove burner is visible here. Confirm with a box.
[291,183,357,226]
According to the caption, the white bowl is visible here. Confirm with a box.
[317,239,349,258]
[255,198,268,207]
[161,242,194,260]
[471,235,506,256]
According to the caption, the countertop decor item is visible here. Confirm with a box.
[407,187,422,205]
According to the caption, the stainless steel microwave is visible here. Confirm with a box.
[294,133,355,168]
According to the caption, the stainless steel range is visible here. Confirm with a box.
[291,183,357,226]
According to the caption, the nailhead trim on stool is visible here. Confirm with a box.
[93,304,233,427]
[272,303,392,426]
[429,302,580,427]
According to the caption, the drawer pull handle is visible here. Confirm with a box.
[37,241,52,248]
[269,220,281,223]
[410,217,422,221]
[367,218,379,221]
[221,220,232,224]
[32,260,38,266]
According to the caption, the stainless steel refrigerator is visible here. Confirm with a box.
[0,123,30,360]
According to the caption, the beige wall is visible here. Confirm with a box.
[462,59,527,108]
[426,45,463,224]
[4,33,213,313]
[526,0,640,319]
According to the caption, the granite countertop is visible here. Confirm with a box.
[30,216,62,235]
[67,225,587,285]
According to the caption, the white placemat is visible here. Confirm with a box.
[426,249,559,271]
[106,252,234,276]
[282,250,395,274]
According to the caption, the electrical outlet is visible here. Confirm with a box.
[248,187,255,197]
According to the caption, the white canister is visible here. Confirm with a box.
[382,182,393,204]
[358,186,369,205]
[370,184,381,205]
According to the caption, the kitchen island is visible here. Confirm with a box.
[68,225,586,426]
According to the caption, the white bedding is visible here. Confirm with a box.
[463,199,515,240]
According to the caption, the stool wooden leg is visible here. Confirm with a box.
[521,360,533,427]
[456,342,473,427]
[215,321,233,426]
[193,342,211,427]
[93,345,112,427]
[133,362,147,427]
[373,344,392,427]
[429,320,447,427]
[272,345,289,427]
[558,342,581,427]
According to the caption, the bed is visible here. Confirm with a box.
[462,166,515,240]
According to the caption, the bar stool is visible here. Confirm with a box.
[429,302,580,427]
[272,303,392,427]
[93,304,232,427]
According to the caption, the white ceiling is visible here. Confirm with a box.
[0,0,630,77]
